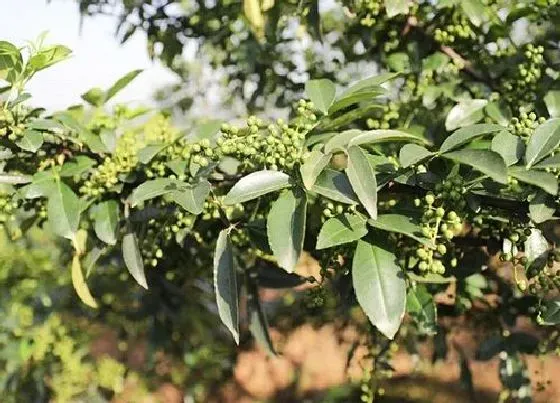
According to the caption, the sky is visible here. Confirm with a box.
[0,0,177,110]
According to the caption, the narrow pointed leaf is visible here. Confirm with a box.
[213,229,239,344]
[352,240,406,339]
[346,146,377,219]
[441,149,508,184]
[339,73,398,98]
[525,118,560,168]
[223,170,290,205]
[266,190,307,272]
[533,153,560,169]
[316,213,368,249]
[129,178,178,206]
[348,129,429,147]
[123,231,148,289]
[300,150,330,190]
[71,254,98,308]
[440,124,503,153]
[105,69,143,101]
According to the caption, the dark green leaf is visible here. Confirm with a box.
[60,156,96,177]
[352,240,406,339]
[541,298,560,325]
[509,166,558,195]
[369,214,434,247]
[90,200,119,245]
[129,178,179,206]
[266,190,307,272]
[440,124,503,153]
[329,89,383,115]
[316,213,368,249]
[300,149,330,189]
[339,73,398,98]
[122,231,148,289]
[441,149,508,184]
[169,180,211,215]
[525,118,560,168]
[399,144,433,168]
[407,285,437,335]
[47,180,81,241]
[529,191,556,223]
[346,146,377,219]
[491,131,524,166]
[533,153,560,169]
[312,169,358,204]
[213,229,239,344]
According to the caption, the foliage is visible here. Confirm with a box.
[2,0,560,401]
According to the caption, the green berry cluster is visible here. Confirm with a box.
[218,108,313,172]
[0,192,19,226]
[348,0,382,27]
[502,44,545,105]
[366,101,400,129]
[383,30,400,53]
[0,109,25,141]
[434,15,475,45]
[508,111,546,138]
[79,131,138,196]
[320,200,356,222]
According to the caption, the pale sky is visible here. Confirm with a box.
[0,0,177,110]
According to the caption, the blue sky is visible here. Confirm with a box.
[0,0,177,110]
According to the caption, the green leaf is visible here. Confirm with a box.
[544,91,560,118]
[352,240,406,339]
[105,69,143,101]
[369,214,434,247]
[460,0,486,26]
[300,149,330,190]
[529,191,556,223]
[525,119,560,168]
[339,72,398,98]
[346,146,377,219]
[100,130,116,153]
[305,78,336,114]
[27,45,71,73]
[491,131,524,166]
[348,129,429,147]
[387,52,411,72]
[169,180,211,215]
[71,254,98,308]
[533,153,560,169]
[324,129,362,153]
[509,166,558,195]
[407,285,437,335]
[138,144,168,164]
[312,169,358,204]
[167,159,188,176]
[440,124,503,153]
[408,272,456,284]
[15,129,43,152]
[47,180,81,240]
[59,156,96,177]
[541,298,560,325]
[328,89,383,115]
[247,272,276,356]
[90,200,119,245]
[442,149,508,184]
[266,190,307,272]
[445,99,487,131]
[129,178,179,206]
[399,144,433,168]
[0,41,23,83]
[223,170,290,205]
[316,213,368,249]
[385,0,411,17]
[19,171,55,199]
[213,229,239,344]
[123,231,148,289]
[486,102,512,126]
[193,120,223,143]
